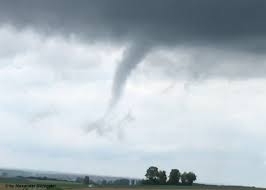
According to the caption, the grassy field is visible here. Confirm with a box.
[0,177,87,189]
[0,177,265,190]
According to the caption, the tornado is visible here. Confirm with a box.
[108,43,151,112]
[87,43,149,133]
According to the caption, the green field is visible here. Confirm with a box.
[0,177,87,189]
[0,177,265,190]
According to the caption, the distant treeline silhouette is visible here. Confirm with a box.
[16,176,70,182]
[142,166,197,185]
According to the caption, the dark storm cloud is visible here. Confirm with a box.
[1,0,266,46]
[1,0,266,108]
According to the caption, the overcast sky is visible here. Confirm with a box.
[1,0,266,187]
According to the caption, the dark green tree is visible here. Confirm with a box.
[145,166,159,184]
[158,170,167,185]
[181,172,188,185]
[186,172,197,185]
[168,169,181,185]
[83,176,90,185]
[181,172,196,185]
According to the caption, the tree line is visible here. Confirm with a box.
[142,166,197,185]
[76,176,91,184]
[76,176,136,186]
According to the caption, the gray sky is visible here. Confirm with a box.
[0,0,266,187]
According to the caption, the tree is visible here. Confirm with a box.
[186,172,197,185]
[168,169,181,185]
[181,172,196,185]
[158,170,167,185]
[83,176,90,185]
[145,166,159,184]
[181,172,188,185]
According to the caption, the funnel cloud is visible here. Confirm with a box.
[109,43,151,110]
[1,0,266,107]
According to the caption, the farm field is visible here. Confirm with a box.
[1,186,264,190]
[0,177,87,189]
[0,177,266,190]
